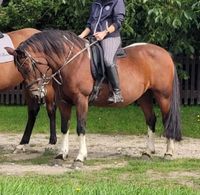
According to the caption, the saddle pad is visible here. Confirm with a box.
[0,33,14,63]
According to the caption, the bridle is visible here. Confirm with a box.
[15,49,52,100]
[16,36,98,99]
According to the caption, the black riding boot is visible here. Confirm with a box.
[106,66,124,103]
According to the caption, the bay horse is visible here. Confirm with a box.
[6,30,181,167]
[1,28,57,150]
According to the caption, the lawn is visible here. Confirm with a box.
[0,105,200,195]
[0,157,200,195]
[0,105,199,138]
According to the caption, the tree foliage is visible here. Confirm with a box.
[0,0,199,54]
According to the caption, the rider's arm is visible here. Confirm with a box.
[106,24,116,34]
[112,0,125,31]
[79,27,91,39]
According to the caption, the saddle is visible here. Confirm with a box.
[0,33,14,63]
[88,37,126,102]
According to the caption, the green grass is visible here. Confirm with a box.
[0,105,200,194]
[0,105,199,137]
[0,158,200,194]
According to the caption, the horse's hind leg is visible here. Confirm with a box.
[154,89,181,158]
[138,90,156,157]
[154,93,175,157]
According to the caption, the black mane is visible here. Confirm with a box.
[17,30,85,58]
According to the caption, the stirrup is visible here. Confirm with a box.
[108,92,124,103]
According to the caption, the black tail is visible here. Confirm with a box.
[165,67,182,141]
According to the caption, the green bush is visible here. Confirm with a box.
[0,0,199,54]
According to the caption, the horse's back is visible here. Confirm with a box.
[124,43,174,68]
[7,28,40,47]
[115,43,175,102]
[0,28,40,90]
[121,43,174,84]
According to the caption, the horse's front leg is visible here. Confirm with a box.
[20,100,40,145]
[45,98,57,145]
[14,95,40,153]
[55,102,72,160]
[74,96,88,163]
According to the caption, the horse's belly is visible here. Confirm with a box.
[92,81,147,107]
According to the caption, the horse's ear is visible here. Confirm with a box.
[4,47,17,56]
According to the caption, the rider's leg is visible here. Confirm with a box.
[106,65,123,103]
[100,36,123,103]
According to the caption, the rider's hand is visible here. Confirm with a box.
[94,30,108,41]
[78,34,84,38]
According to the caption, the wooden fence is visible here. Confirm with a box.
[176,55,200,105]
[0,84,25,105]
[0,55,200,105]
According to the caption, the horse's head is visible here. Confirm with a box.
[5,30,87,101]
[5,47,50,101]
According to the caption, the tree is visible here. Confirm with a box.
[122,0,200,54]
[0,0,199,54]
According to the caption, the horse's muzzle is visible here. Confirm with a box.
[29,86,47,102]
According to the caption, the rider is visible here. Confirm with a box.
[79,0,125,103]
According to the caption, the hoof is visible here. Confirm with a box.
[141,152,152,160]
[55,153,68,160]
[13,145,26,154]
[71,160,84,170]
[164,153,173,160]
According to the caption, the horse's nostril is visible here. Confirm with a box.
[33,94,39,100]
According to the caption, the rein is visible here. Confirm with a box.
[49,36,98,85]
[24,36,98,90]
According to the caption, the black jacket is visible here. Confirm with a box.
[86,0,125,37]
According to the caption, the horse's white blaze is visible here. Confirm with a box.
[124,42,147,49]
[59,131,69,158]
[166,138,174,156]
[146,127,155,154]
[76,134,87,162]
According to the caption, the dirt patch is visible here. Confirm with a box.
[0,133,200,175]
[147,170,200,189]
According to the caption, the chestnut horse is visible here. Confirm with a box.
[6,30,181,166]
[1,28,57,149]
